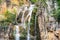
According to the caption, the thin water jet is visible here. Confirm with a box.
[27,4,35,40]
[15,4,35,40]
[15,25,20,40]
[34,16,37,40]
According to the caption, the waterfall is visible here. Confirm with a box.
[27,4,35,40]
[15,4,35,40]
[46,0,52,13]
[15,5,28,40]
[15,25,20,40]
[22,6,28,29]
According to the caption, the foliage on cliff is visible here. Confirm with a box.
[0,10,16,27]
[52,0,60,22]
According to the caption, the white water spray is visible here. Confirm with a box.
[15,4,35,40]
[27,4,35,40]
[15,25,20,40]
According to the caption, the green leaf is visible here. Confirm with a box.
[30,0,38,4]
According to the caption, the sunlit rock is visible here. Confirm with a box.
[0,15,7,21]
[47,32,58,40]
[10,0,19,6]
[0,2,7,14]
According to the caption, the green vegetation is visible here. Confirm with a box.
[52,0,60,22]
[4,10,16,23]
[53,9,60,22]
[1,0,60,40]
[19,0,24,6]
[56,0,60,22]
[30,0,38,4]
[0,0,2,4]
[30,8,36,36]
[0,10,16,27]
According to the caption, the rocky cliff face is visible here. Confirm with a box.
[0,0,29,22]
[0,2,7,14]
[0,0,29,14]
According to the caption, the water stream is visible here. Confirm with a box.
[26,4,35,40]
[15,25,20,40]
[15,4,35,40]
[14,0,57,40]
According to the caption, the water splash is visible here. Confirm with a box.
[15,25,20,40]
[22,6,28,29]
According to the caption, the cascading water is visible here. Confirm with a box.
[15,4,35,40]
[27,4,35,40]
[15,25,20,40]
[46,0,52,13]
[12,0,58,40]
[15,5,28,40]
[22,6,28,29]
